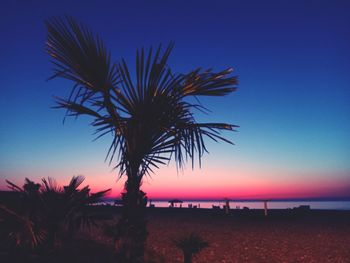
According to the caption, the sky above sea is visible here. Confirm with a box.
[0,0,349,200]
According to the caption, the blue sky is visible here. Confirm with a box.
[0,0,349,199]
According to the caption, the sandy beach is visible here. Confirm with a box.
[1,207,350,263]
[80,207,350,263]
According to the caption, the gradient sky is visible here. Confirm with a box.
[1,0,349,200]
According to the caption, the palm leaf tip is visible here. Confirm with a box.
[45,16,118,93]
[182,66,238,97]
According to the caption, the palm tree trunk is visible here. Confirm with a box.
[118,175,148,263]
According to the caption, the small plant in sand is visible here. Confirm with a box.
[173,233,209,263]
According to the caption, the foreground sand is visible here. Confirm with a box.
[86,208,350,263]
[2,206,349,263]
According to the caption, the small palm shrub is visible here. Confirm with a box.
[0,176,110,250]
[173,233,209,263]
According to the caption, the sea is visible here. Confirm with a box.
[103,200,350,210]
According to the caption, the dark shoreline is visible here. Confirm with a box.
[90,205,350,222]
[104,197,350,202]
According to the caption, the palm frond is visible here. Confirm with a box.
[46,16,119,95]
[64,175,86,196]
[87,188,111,204]
[180,67,237,97]
[53,96,103,118]
[41,177,62,193]
[6,180,23,192]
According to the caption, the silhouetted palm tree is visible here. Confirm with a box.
[45,16,238,262]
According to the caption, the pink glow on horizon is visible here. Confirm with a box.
[1,165,349,200]
[90,167,350,200]
[142,182,350,200]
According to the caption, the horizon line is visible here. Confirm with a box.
[1,190,349,202]
[104,196,350,202]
